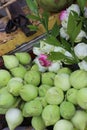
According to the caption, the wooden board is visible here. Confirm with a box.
[0,13,60,56]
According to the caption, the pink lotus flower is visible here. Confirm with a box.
[38,54,52,67]
[59,10,68,21]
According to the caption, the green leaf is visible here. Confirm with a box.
[83,56,87,62]
[70,49,79,63]
[51,22,60,37]
[26,0,38,14]
[27,14,41,21]
[82,18,87,33]
[67,12,76,39]
[67,12,82,44]
[48,52,75,64]
[71,21,82,43]
[44,36,61,46]
[41,11,50,32]
[27,25,38,31]
[77,0,87,13]
[82,38,87,44]
[60,37,71,52]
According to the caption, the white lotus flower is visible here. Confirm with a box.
[75,30,87,43]
[74,43,87,59]
[59,4,80,29]
[84,7,87,18]
[59,10,69,28]
[78,60,87,71]
[54,46,65,53]
[48,61,62,73]
[34,57,47,72]
[64,51,73,58]
[61,19,68,29]
[40,40,54,54]
[33,47,42,56]
[54,46,72,58]
[67,4,80,16]
[60,27,69,40]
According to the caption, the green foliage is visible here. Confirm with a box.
[48,52,76,64]
[67,12,82,44]
[77,0,87,13]
[26,0,38,14]
[44,36,61,46]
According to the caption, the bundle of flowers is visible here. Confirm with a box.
[31,2,87,72]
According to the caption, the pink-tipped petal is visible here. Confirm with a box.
[38,54,52,67]
[59,10,68,21]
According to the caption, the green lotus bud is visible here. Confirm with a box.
[31,64,39,71]
[24,70,40,86]
[54,73,71,91]
[9,77,23,83]
[15,52,31,65]
[0,107,8,114]
[10,65,27,79]
[32,116,46,130]
[20,84,38,101]
[0,86,8,93]
[0,69,11,88]
[2,55,19,69]
[70,70,87,89]
[7,78,23,96]
[71,110,87,130]
[45,87,64,105]
[42,105,60,126]
[39,84,52,97]
[0,91,16,109]
[35,97,47,108]
[42,72,55,86]
[23,99,42,117]
[60,101,76,119]
[66,88,78,105]
[77,88,87,109]
[57,67,72,75]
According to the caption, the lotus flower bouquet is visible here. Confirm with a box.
[26,0,87,72]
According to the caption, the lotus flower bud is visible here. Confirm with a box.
[40,40,54,54]
[67,4,80,16]
[0,69,11,88]
[64,51,73,57]
[74,43,87,59]
[42,105,60,126]
[42,72,55,86]
[48,61,62,73]
[84,7,87,18]
[23,99,42,117]
[33,47,42,56]
[78,60,87,71]
[31,116,46,130]
[54,46,65,52]
[2,55,19,69]
[10,65,27,79]
[60,27,69,40]
[24,70,40,86]
[75,30,87,43]
[15,52,31,65]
